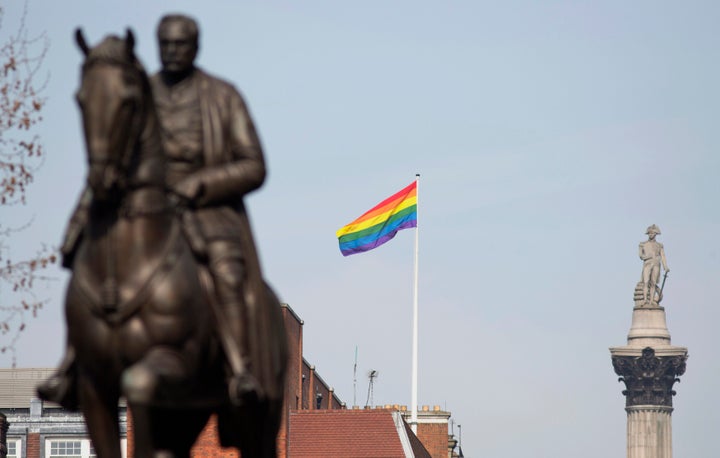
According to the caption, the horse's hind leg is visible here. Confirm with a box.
[77,372,122,458]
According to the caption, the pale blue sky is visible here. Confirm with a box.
[3,1,720,456]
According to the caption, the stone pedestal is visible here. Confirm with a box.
[610,304,687,458]
[627,305,671,346]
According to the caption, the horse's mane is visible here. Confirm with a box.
[83,36,151,95]
[85,36,132,66]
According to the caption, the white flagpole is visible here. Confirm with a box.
[410,173,420,433]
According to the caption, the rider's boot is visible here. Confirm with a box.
[220,299,261,406]
[37,347,80,410]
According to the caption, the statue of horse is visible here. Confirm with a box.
[57,29,286,457]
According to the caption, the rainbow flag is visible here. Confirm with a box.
[336,181,418,256]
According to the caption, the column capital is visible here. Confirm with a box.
[612,347,687,407]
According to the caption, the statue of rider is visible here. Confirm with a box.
[39,13,268,407]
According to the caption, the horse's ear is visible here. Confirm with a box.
[125,28,135,57]
[75,28,89,56]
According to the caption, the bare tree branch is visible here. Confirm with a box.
[0,2,54,366]
[0,2,49,206]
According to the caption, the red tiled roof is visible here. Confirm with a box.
[403,422,432,458]
[288,409,430,458]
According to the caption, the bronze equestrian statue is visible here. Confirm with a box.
[38,17,286,458]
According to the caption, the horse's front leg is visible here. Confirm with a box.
[77,370,122,458]
[123,347,209,457]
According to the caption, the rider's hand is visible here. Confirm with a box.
[175,176,206,205]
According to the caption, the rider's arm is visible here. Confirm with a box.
[660,245,669,271]
[184,85,265,207]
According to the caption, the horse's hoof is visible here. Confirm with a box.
[229,373,260,406]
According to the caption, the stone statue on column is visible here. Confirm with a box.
[612,225,687,458]
[636,224,669,306]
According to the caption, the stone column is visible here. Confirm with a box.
[625,407,672,458]
[610,302,687,458]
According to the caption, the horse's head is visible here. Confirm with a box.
[75,28,149,202]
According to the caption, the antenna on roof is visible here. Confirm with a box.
[458,424,464,457]
[365,369,378,408]
[353,346,358,407]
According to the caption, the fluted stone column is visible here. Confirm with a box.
[626,407,672,458]
[610,303,687,458]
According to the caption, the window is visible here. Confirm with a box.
[46,439,98,458]
[48,440,83,458]
[6,438,20,458]
[46,438,125,458]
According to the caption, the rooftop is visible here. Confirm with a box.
[288,409,431,458]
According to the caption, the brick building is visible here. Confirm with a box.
[0,368,128,457]
[401,406,456,458]
[0,304,460,457]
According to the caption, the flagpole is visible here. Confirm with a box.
[411,173,420,433]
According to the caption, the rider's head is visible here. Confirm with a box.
[646,224,661,238]
[157,14,198,76]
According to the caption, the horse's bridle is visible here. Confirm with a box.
[80,57,147,197]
